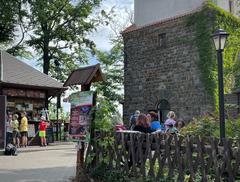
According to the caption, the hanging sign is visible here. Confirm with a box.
[69,91,93,107]
[69,91,93,137]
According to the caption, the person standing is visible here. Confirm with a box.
[20,111,28,147]
[38,116,48,147]
[133,113,153,133]
[164,111,177,130]
[6,114,13,144]
[129,110,140,130]
[12,114,20,148]
[148,111,165,132]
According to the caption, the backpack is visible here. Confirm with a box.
[4,143,17,156]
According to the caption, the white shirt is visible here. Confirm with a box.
[6,121,13,133]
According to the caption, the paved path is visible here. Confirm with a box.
[0,144,76,182]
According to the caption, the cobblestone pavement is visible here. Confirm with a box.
[0,144,76,182]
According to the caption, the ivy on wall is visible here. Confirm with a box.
[187,1,240,111]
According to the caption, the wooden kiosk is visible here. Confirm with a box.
[0,51,66,145]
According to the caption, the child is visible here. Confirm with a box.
[165,124,178,135]
[165,111,178,135]
[38,116,48,147]
[12,114,20,148]
[164,111,176,130]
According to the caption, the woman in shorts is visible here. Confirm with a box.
[38,116,48,147]
[12,114,20,148]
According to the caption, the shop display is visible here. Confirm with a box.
[4,88,46,121]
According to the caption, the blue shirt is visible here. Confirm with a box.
[151,120,163,131]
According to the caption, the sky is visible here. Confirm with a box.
[21,0,133,68]
[19,0,134,114]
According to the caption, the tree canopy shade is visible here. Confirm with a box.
[0,0,109,82]
[0,0,25,43]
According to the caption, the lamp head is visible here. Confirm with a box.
[211,29,229,51]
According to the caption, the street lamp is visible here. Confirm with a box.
[211,29,229,140]
[54,60,61,141]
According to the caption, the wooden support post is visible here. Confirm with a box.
[0,95,6,149]
[76,83,91,175]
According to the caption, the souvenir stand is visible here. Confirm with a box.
[0,51,66,145]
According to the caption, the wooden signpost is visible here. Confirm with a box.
[63,64,104,174]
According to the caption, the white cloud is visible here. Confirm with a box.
[89,0,134,51]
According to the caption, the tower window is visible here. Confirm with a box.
[158,33,166,48]
[157,99,170,122]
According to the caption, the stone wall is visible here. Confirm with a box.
[123,15,214,123]
[225,93,239,118]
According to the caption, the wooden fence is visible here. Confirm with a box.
[85,131,240,181]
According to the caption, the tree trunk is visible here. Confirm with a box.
[42,22,50,75]
[43,43,50,75]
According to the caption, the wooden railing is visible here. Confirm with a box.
[85,131,240,181]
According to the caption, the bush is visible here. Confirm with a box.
[180,113,240,139]
[179,114,219,137]
[225,117,240,139]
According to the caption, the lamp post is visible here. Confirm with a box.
[211,29,229,140]
[54,60,61,141]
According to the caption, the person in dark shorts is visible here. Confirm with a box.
[12,114,20,148]
[20,112,28,147]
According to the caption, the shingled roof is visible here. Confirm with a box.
[0,51,66,95]
[64,64,104,87]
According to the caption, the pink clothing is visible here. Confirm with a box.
[164,118,176,126]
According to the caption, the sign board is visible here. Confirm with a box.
[69,105,91,137]
[69,91,93,107]
[69,91,93,137]
[0,95,6,149]
[28,124,36,137]
[2,88,45,99]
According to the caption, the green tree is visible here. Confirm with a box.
[93,42,124,110]
[0,0,20,43]
[0,0,30,55]
[48,102,69,121]
[92,8,132,111]
[1,0,110,81]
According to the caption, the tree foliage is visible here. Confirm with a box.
[93,41,124,109]
[1,0,110,81]
[0,0,29,56]
[92,8,132,111]
[0,0,20,43]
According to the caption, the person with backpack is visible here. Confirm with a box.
[129,110,140,130]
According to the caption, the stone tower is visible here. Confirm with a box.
[122,0,237,122]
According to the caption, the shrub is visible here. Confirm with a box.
[179,114,219,137]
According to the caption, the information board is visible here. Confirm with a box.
[69,91,93,107]
[69,105,91,137]
[69,91,93,137]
